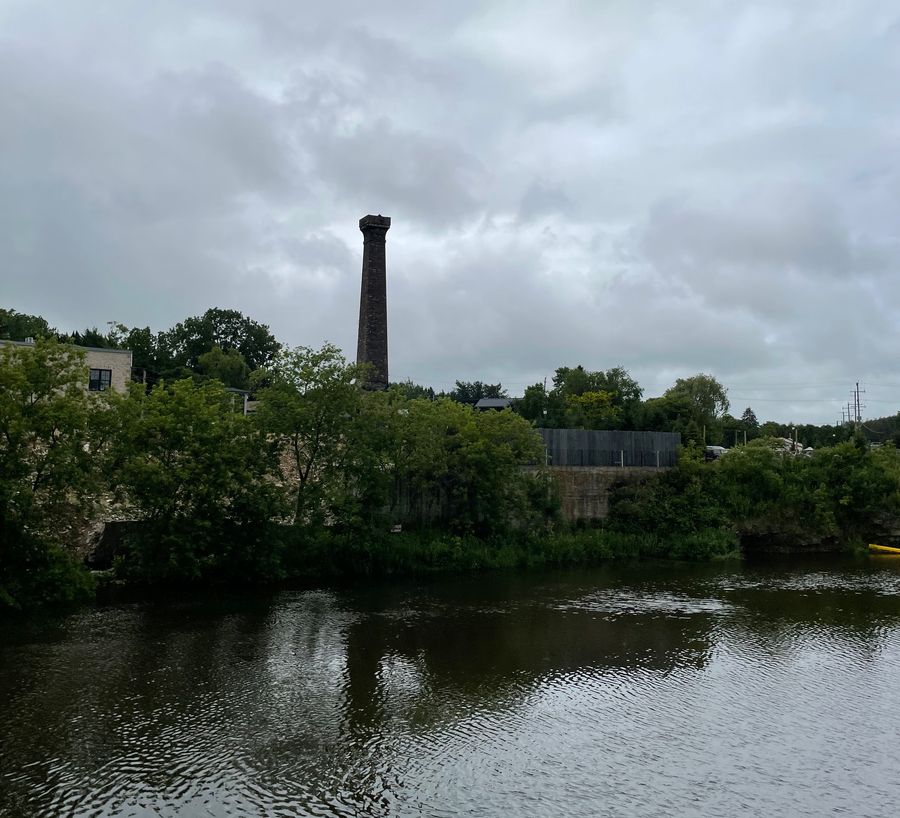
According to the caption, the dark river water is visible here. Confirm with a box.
[2,558,900,817]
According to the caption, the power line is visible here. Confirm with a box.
[730,396,847,403]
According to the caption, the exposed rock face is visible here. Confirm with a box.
[738,529,844,554]
[738,512,900,554]
[84,521,143,570]
[356,214,390,391]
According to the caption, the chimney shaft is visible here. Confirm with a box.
[356,214,391,390]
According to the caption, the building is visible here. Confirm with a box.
[475,398,512,411]
[2,339,133,394]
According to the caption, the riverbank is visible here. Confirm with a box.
[8,526,745,613]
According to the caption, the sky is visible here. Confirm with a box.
[2,0,900,424]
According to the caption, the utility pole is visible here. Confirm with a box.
[854,381,865,429]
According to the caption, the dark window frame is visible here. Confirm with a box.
[89,368,112,392]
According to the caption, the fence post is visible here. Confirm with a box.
[620,450,625,468]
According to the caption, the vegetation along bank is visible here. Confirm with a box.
[3,307,899,612]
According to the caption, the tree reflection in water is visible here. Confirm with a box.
[1,559,899,817]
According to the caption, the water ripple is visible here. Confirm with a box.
[2,564,900,816]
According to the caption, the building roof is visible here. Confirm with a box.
[475,398,512,409]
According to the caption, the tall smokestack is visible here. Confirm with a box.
[356,214,391,390]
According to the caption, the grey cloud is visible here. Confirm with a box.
[306,117,487,228]
[3,0,900,423]
[517,181,574,223]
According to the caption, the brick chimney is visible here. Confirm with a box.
[356,214,390,390]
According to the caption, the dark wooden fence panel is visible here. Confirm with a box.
[537,429,680,467]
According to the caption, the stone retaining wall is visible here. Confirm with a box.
[548,466,668,522]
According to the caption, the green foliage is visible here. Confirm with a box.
[62,328,116,348]
[0,308,55,340]
[253,343,366,528]
[623,373,731,445]
[515,365,643,429]
[106,379,286,582]
[15,311,900,606]
[389,379,435,400]
[163,307,280,373]
[741,406,759,432]
[566,390,620,429]
[197,345,251,389]
[0,338,99,609]
[606,440,900,553]
[609,450,729,537]
[664,373,729,421]
[449,380,508,404]
[254,351,552,539]
[380,398,547,536]
[0,340,94,536]
[270,524,736,580]
[0,530,96,611]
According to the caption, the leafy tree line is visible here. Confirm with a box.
[407,368,753,446]
[1,306,279,391]
[0,339,555,610]
[5,335,899,613]
[5,304,881,447]
[608,435,900,554]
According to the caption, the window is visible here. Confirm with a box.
[89,368,112,392]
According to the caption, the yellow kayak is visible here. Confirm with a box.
[868,543,900,555]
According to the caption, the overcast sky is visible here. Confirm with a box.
[2,0,899,423]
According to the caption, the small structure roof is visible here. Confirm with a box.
[475,398,512,410]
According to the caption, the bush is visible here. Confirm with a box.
[1,529,95,612]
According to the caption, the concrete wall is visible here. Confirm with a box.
[548,466,668,522]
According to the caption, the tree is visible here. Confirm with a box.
[664,374,729,421]
[63,327,116,348]
[113,325,167,384]
[545,365,643,429]
[382,398,545,535]
[106,379,284,581]
[515,383,551,425]
[596,366,643,404]
[449,381,507,404]
[0,338,98,608]
[390,379,435,400]
[566,390,620,429]
[197,345,251,390]
[163,308,281,373]
[0,308,55,340]
[252,344,366,526]
[741,407,759,431]
[661,374,729,443]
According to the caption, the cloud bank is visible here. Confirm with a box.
[3,0,900,422]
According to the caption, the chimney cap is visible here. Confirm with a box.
[360,214,391,231]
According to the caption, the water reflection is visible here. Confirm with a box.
[2,559,900,817]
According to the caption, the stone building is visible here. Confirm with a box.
[2,339,133,394]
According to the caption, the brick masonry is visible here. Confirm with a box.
[356,214,390,390]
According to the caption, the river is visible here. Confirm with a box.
[2,558,899,817]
